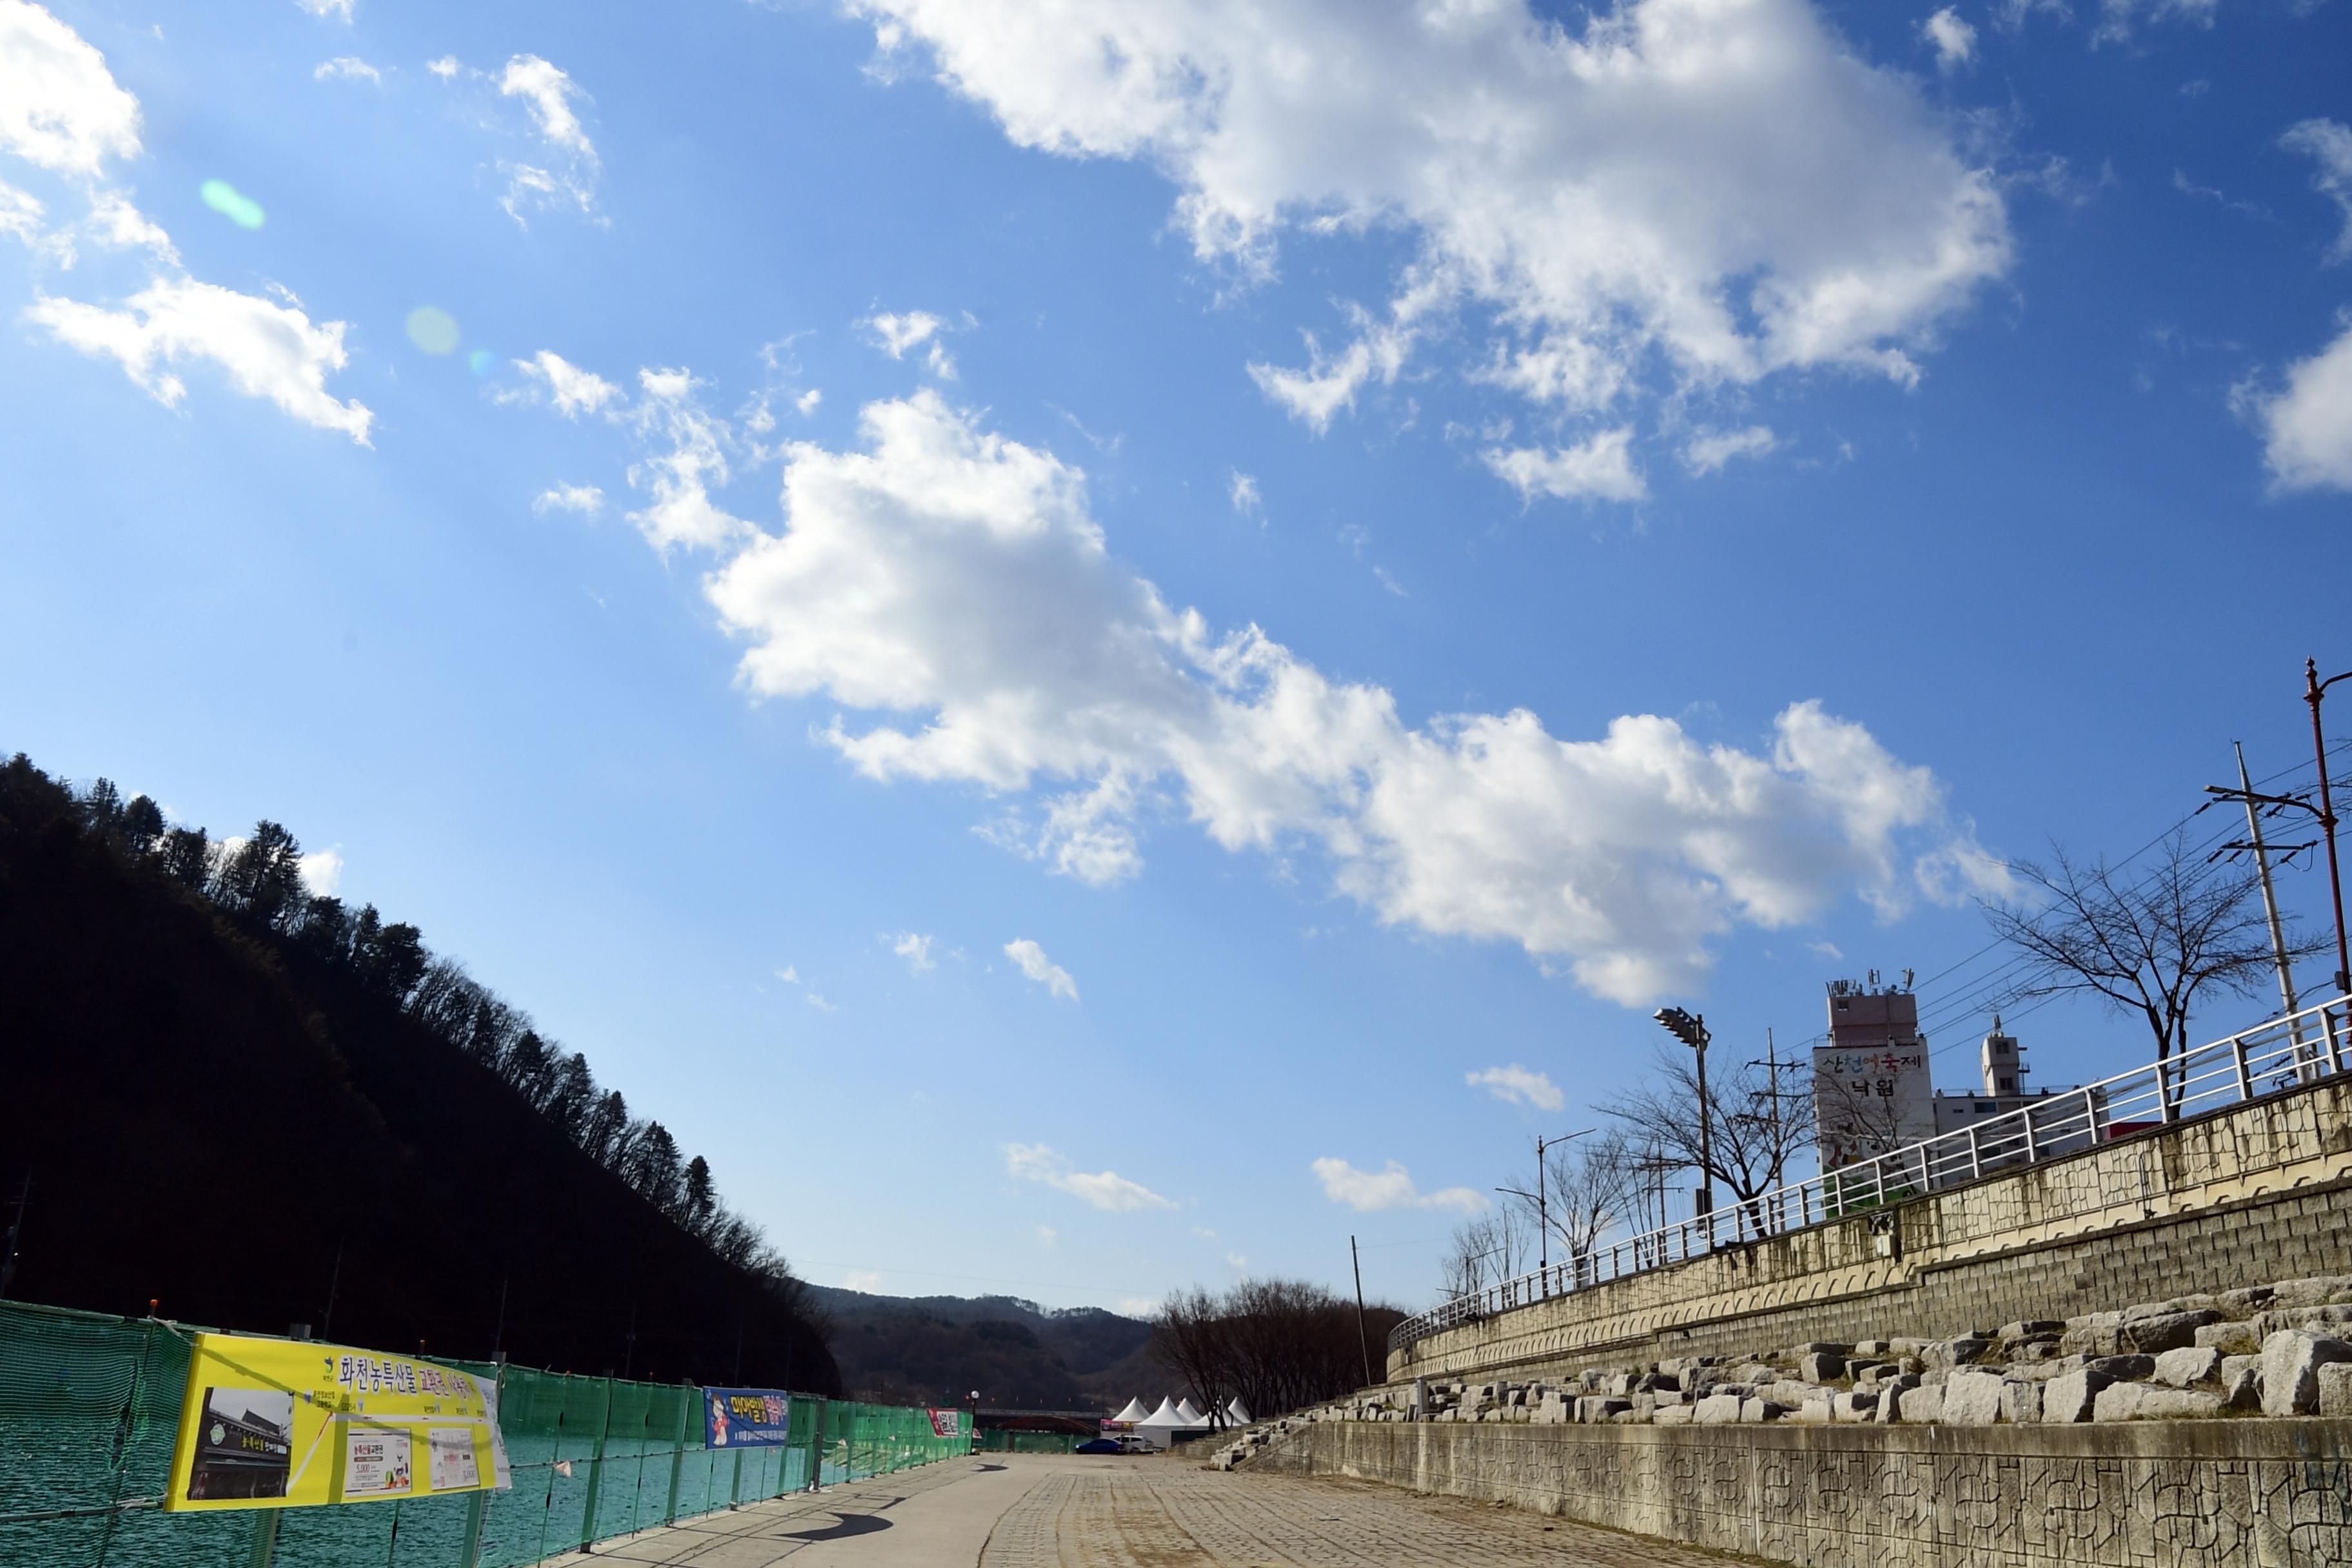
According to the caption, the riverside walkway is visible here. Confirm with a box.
[551,1451,1740,1567]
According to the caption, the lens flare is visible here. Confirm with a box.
[467,348,496,377]
[199,180,264,230]
[405,307,462,356]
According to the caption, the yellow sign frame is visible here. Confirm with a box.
[164,1332,510,1512]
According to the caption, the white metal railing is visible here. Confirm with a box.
[1388,995,2352,1355]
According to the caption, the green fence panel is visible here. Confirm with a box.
[0,1300,972,1568]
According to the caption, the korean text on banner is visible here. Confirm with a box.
[164,1332,513,1512]
[926,1408,966,1440]
[703,1387,792,1447]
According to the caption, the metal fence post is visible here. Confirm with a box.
[245,1513,280,1568]
[2235,1034,2256,1103]
[664,1383,692,1527]
[576,1377,613,1553]
[807,1396,828,1491]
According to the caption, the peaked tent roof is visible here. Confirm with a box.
[1110,1397,1152,1424]
[1174,1398,1207,1425]
[1225,1397,1251,1423]
[1138,1396,1184,1427]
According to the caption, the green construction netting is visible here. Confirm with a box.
[0,1300,969,1568]
[975,1429,1083,1454]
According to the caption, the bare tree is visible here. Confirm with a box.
[1537,1133,1633,1285]
[1602,1048,1814,1240]
[1153,1279,1403,1420]
[1436,1203,1533,1300]
[1984,833,2319,1115]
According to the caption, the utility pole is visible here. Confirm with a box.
[1349,1236,1373,1390]
[2307,660,2352,998]
[0,1172,27,1300]
[2234,742,2312,1072]
[1496,1128,1593,1293]
[1763,1029,1783,1230]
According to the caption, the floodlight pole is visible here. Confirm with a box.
[1653,1007,1715,1249]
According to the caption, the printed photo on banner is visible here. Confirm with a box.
[342,1429,411,1500]
[186,1387,294,1500]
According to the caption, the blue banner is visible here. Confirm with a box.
[703,1387,792,1448]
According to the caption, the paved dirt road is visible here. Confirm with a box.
[551,1453,1742,1568]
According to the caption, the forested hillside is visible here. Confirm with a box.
[807,1286,1157,1409]
[0,754,838,1393]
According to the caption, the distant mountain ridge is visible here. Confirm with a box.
[806,1284,1160,1410]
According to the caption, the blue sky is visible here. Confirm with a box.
[3,0,2349,1318]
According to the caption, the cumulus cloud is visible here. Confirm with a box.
[513,349,622,418]
[1924,8,1977,69]
[851,0,2010,484]
[295,0,355,20]
[512,372,1995,1004]
[314,56,381,84]
[1484,427,1647,504]
[1310,1157,1485,1215]
[1003,938,1079,1000]
[861,309,958,378]
[1004,1141,1176,1211]
[1229,470,1262,520]
[1465,1064,1565,1112]
[27,277,374,442]
[533,483,604,515]
[625,368,751,551]
[428,53,600,225]
[0,0,143,175]
[297,846,344,895]
[893,931,937,972]
[2244,317,2352,493]
[1682,424,1780,475]
[2092,0,2217,46]
[2284,119,2352,263]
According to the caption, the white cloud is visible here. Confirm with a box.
[442,54,602,226]
[2283,119,2352,264]
[625,367,750,551]
[1004,938,1079,1001]
[796,388,823,415]
[1004,1141,1177,1211]
[313,56,381,84]
[1226,1251,1249,1273]
[1484,427,1647,504]
[1117,1296,1159,1317]
[2092,0,2217,46]
[805,989,839,1013]
[1310,1156,1485,1215]
[517,376,1991,1004]
[842,1269,883,1291]
[294,0,355,21]
[1923,8,1977,69]
[862,309,958,378]
[0,0,143,176]
[2244,316,2352,493]
[1191,1225,1217,1239]
[81,189,174,264]
[297,846,344,896]
[27,277,373,444]
[533,484,604,516]
[1228,470,1261,520]
[852,0,2010,468]
[1465,1063,1565,1113]
[1035,1225,1057,1246]
[893,930,937,972]
[1682,424,1781,475]
[513,349,622,418]
[774,965,800,984]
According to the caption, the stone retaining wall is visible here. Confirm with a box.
[1391,1072,2352,1383]
[1251,1416,2352,1567]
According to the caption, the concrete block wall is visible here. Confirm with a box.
[1391,1073,2352,1383]
[1253,1416,2352,1567]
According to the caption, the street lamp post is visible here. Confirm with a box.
[1652,1006,1714,1248]
[1497,1128,1594,1295]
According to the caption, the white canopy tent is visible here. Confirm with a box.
[1109,1396,1151,1424]
[1225,1397,1251,1424]
[1173,1398,1207,1426]
[1131,1395,1188,1451]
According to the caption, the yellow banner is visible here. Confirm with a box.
[164,1333,511,1511]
